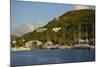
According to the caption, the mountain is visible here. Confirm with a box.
[11,35,19,47]
[11,35,18,40]
[13,24,34,36]
[14,9,95,46]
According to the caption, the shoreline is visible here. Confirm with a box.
[11,46,95,52]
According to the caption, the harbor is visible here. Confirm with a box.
[11,48,95,66]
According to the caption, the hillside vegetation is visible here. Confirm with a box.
[11,9,95,47]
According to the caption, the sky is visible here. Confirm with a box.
[11,0,95,36]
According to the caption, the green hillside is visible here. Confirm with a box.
[12,9,95,47]
[11,35,19,47]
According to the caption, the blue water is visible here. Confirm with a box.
[11,49,95,66]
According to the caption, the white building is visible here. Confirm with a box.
[36,28,47,32]
[25,40,42,48]
[52,27,61,32]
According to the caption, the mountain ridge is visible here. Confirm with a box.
[11,9,95,47]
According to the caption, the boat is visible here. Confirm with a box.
[71,43,90,49]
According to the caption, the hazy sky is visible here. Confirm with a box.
[11,0,95,36]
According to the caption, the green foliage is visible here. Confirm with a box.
[11,9,95,47]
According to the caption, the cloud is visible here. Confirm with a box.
[34,21,47,29]
[13,24,34,36]
[74,5,92,10]
[11,21,47,36]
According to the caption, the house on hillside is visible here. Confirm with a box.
[25,40,42,48]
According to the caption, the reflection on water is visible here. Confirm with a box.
[11,49,95,66]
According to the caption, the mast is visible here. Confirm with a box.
[78,22,81,44]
